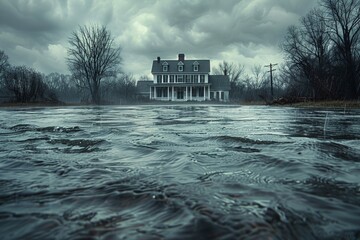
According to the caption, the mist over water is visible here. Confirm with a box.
[0,105,359,239]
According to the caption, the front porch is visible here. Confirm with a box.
[150,84,211,101]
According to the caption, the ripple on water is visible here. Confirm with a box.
[1,106,360,239]
[47,139,109,153]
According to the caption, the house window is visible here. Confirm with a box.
[170,75,174,83]
[157,75,162,83]
[163,75,168,83]
[194,75,199,83]
[192,87,197,97]
[162,62,169,72]
[178,61,184,72]
[186,75,191,83]
[177,75,183,83]
[200,75,205,83]
[193,61,199,72]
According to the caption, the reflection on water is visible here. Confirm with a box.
[0,105,360,239]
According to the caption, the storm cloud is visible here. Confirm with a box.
[0,0,317,78]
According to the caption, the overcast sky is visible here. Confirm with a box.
[0,0,318,79]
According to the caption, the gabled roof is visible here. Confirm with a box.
[209,75,231,91]
[152,60,210,73]
[136,80,153,93]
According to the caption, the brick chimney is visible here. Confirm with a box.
[157,56,160,63]
[178,53,185,61]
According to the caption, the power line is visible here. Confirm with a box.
[264,63,278,100]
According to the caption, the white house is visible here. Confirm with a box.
[138,54,230,102]
[137,54,230,102]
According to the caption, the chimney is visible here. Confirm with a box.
[178,53,185,61]
[157,56,160,63]
[224,69,228,76]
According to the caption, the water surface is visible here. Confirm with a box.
[0,105,359,239]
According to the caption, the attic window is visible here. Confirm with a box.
[178,61,184,72]
[162,62,168,72]
[193,61,199,72]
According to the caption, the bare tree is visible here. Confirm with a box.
[282,8,333,99]
[212,61,244,83]
[45,73,79,102]
[101,73,137,103]
[251,64,267,89]
[0,50,9,73]
[4,66,46,103]
[138,75,151,81]
[0,50,9,91]
[0,50,10,100]
[116,73,137,101]
[321,0,360,99]
[67,25,122,104]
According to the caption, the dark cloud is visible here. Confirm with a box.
[0,1,60,32]
[0,0,318,78]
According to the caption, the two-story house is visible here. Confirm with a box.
[138,54,230,102]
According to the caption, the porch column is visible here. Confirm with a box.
[149,87,152,99]
[208,86,210,100]
[168,87,170,101]
[190,87,192,101]
[186,86,188,101]
[154,86,157,99]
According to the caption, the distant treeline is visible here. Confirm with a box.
[0,25,140,104]
[0,49,138,104]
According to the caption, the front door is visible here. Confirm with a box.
[177,89,184,99]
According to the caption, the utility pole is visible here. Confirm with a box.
[264,63,278,100]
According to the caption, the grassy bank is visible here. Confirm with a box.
[0,101,76,108]
[283,100,360,109]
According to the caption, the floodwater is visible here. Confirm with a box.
[0,105,359,239]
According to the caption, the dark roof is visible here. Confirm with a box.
[151,60,210,73]
[209,75,231,91]
[136,80,153,94]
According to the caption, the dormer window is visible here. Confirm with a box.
[178,61,184,72]
[162,62,168,72]
[193,61,199,72]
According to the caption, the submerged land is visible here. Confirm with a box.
[1,105,359,239]
[1,100,360,109]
